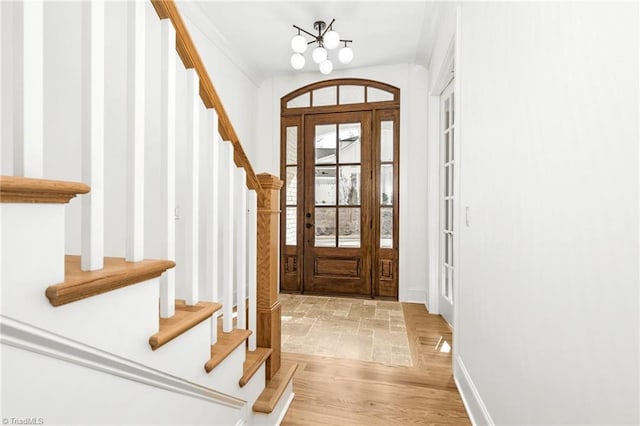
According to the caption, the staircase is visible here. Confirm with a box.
[0,1,295,425]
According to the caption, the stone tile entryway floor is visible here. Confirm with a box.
[280,293,412,367]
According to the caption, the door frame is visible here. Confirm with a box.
[279,78,400,299]
[427,37,459,319]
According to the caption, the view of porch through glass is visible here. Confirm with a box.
[314,122,362,248]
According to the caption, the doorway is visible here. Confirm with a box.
[280,79,400,299]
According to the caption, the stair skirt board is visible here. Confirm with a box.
[0,315,246,423]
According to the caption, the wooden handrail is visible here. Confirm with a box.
[150,0,261,192]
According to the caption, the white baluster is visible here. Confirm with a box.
[13,0,43,178]
[80,0,105,272]
[219,140,234,333]
[234,167,247,330]
[247,189,258,350]
[126,0,145,262]
[184,69,200,306]
[203,109,220,343]
[159,19,176,317]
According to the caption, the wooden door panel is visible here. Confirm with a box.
[303,111,372,296]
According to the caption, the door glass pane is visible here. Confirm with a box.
[286,92,310,108]
[286,166,297,205]
[444,98,450,128]
[315,208,336,247]
[380,207,393,248]
[381,121,393,161]
[380,164,393,205]
[312,86,337,106]
[339,85,365,105]
[338,123,361,163]
[444,233,450,264]
[451,92,455,124]
[315,124,336,164]
[286,127,297,165]
[450,164,455,197]
[339,165,360,205]
[286,207,296,245]
[338,208,360,248]
[450,128,455,162]
[444,165,449,197]
[444,200,451,231]
[367,87,394,102]
[444,130,450,163]
[315,167,336,205]
[443,267,450,299]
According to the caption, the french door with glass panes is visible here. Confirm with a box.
[280,79,400,299]
[281,112,398,298]
[439,81,455,325]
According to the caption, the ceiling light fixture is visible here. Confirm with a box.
[290,19,353,75]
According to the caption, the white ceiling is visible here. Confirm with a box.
[178,1,446,85]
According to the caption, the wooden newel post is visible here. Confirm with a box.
[256,173,283,379]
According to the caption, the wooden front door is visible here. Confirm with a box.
[303,111,373,295]
[280,79,400,299]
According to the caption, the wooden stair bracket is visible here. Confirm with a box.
[46,256,175,307]
[256,173,283,380]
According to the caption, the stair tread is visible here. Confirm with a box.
[149,300,222,351]
[46,256,175,307]
[0,175,90,204]
[239,347,273,387]
[205,328,252,373]
[252,361,298,414]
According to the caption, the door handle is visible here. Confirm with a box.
[305,223,314,229]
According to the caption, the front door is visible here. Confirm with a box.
[303,111,373,295]
[280,79,400,299]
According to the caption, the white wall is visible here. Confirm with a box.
[178,3,259,152]
[255,64,429,302]
[454,2,639,424]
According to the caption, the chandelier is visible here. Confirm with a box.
[290,19,353,75]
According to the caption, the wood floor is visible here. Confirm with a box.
[281,302,470,425]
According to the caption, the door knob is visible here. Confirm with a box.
[305,223,314,229]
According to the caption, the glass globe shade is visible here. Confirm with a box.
[324,30,340,50]
[338,46,353,64]
[291,35,307,53]
[319,59,333,75]
[290,53,305,70]
[312,46,327,64]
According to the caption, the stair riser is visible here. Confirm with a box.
[1,204,65,316]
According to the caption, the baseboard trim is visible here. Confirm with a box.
[403,289,427,304]
[454,355,494,426]
[0,315,245,409]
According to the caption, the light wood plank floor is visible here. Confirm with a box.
[281,302,470,425]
